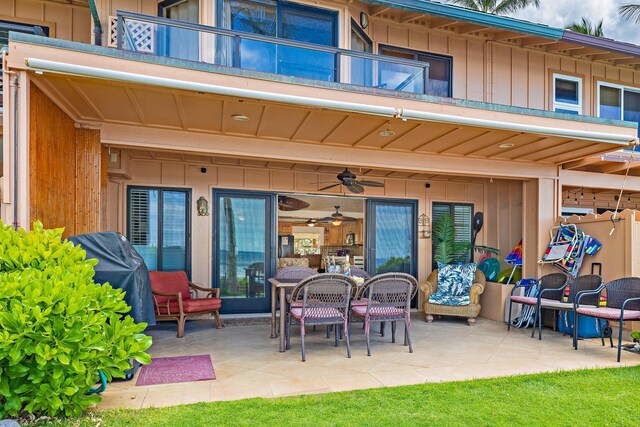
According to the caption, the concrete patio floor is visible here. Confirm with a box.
[98,315,640,410]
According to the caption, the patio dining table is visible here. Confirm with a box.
[269,276,364,352]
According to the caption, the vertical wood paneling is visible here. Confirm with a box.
[491,44,512,105]
[528,51,545,110]
[75,128,103,234]
[511,49,528,108]
[30,86,104,237]
[30,85,77,236]
[466,40,484,102]
[449,37,467,99]
[388,26,409,47]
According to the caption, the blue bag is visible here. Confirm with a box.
[557,310,607,338]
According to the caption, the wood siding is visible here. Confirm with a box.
[2,0,91,43]
[29,85,104,236]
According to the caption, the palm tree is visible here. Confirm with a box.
[566,18,605,37]
[447,0,540,15]
[620,4,640,24]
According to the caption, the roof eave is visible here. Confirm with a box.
[361,0,564,39]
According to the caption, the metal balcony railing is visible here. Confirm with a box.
[115,11,432,96]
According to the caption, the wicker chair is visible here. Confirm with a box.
[149,271,222,338]
[275,266,318,280]
[507,273,569,337]
[421,269,486,325]
[350,267,371,280]
[574,277,640,362]
[285,274,355,361]
[351,273,417,356]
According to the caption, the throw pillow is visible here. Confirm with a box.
[437,263,477,296]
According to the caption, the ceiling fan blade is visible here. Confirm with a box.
[357,180,385,188]
[344,181,364,194]
[318,183,341,191]
[277,196,310,211]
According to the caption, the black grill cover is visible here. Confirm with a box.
[68,232,156,326]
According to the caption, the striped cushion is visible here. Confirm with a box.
[290,307,342,319]
[510,296,537,305]
[351,305,405,317]
[576,307,640,320]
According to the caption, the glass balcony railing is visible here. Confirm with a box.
[115,11,431,95]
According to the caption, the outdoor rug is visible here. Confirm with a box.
[136,355,216,386]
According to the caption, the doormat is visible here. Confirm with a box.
[136,355,215,386]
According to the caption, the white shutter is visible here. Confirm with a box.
[129,189,151,245]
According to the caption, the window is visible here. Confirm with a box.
[431,202,473,268]
[218,0,338,80]
[127,187,191,275]
[379,45,452,97]
[350,19,372,87]
[597,81,640,140]
[0,20,48,48]
[157,0,200,61]
[552,74,582,115]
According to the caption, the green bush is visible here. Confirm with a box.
[0,221,152,417]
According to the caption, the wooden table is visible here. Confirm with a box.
[268,277,300,352]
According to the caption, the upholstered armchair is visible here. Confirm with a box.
[421,269,486,325]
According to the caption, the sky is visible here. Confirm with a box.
[509,0,640,45]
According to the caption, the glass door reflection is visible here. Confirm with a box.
[214,190,274,313]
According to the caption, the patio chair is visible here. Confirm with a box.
[275,266,318,280]
[574,277,640,362]
[529,273,598,341]
[507,273,568,338]
[285,274,355,361]
[351,273,417,356]
[149,271,222,338]
[422,268,486,325]
[350,267,371,280]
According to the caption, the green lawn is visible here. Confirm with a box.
[36,365,639,426]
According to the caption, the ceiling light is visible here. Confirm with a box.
[379,122,395,137]
[498,143,514,148]
[332,220,343,226]
[306,219,316,227]
[231,114,249,121]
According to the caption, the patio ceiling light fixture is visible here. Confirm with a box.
[498,143,514,148]
[379,122,395,137]
[231,114,249,121]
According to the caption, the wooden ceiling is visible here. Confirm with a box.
[33,72,624,166]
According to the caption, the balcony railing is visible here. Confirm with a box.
[115,11,431,96]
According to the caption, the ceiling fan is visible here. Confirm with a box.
[319,206,357,226]
[318,168,384,194]
[278,195,310,211]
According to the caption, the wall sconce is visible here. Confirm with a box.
[197,196,209,216]
[418,213,431,238]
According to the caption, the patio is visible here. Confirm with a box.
[97,316,640,410]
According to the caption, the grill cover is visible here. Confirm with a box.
[68,232,156,326]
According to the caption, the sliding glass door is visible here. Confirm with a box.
[366,199,417,277]
[214,190,275,313]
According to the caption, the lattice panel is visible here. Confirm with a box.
[108,15,155,53]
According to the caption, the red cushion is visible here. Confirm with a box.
[576,307,640,320]
[157,298,222,315]
[150,271,191,305]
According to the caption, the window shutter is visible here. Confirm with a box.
[453,204,473,245]
[129,189,150,245]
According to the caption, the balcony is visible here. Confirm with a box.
[114,11,433,97]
